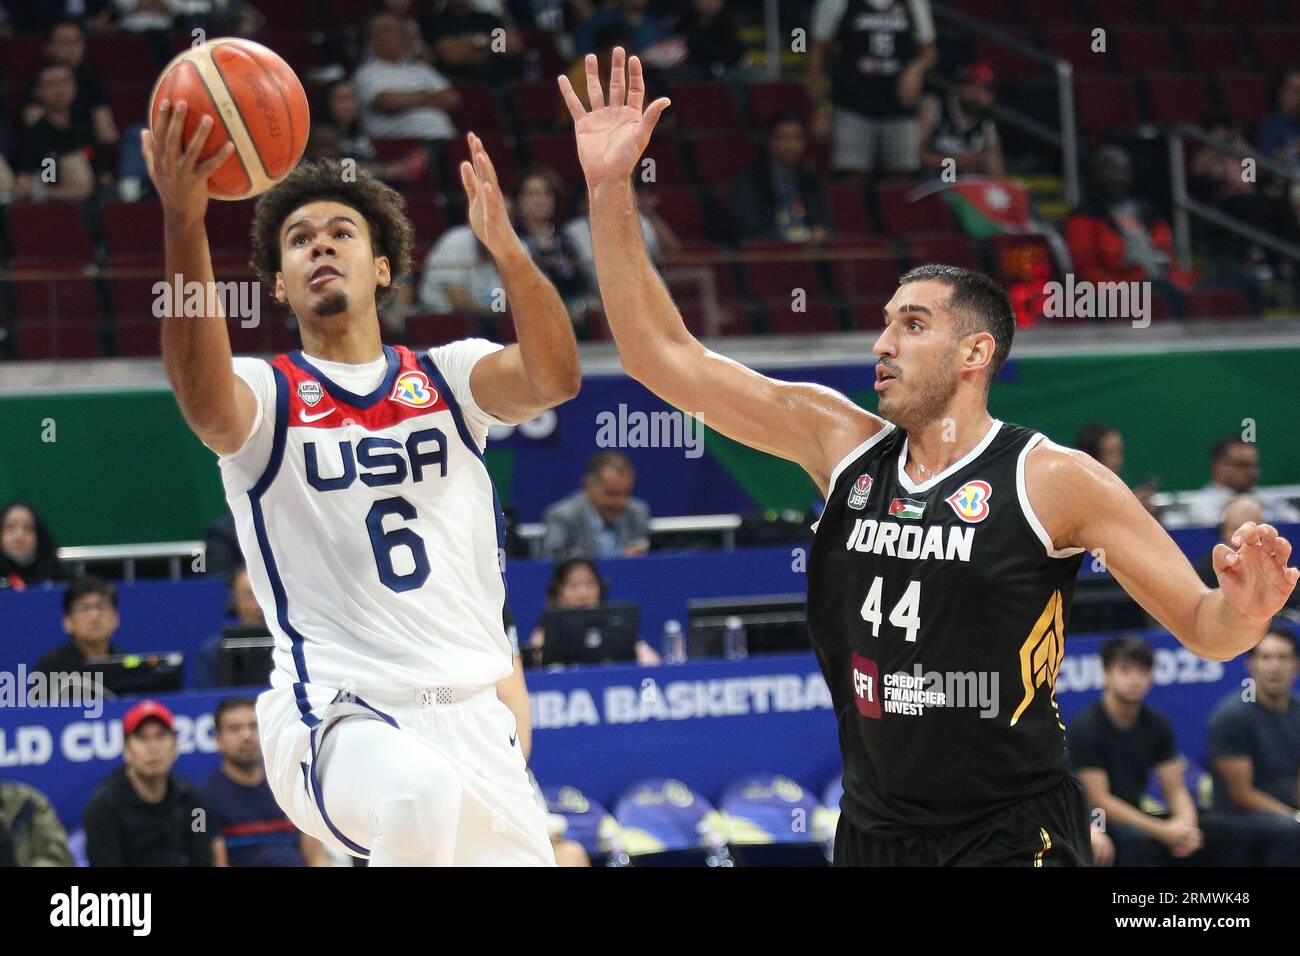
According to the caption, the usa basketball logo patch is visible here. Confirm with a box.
[946,480,992,523]
[390,370,438,408]
[297,381,324,407]
[847,473,873,510]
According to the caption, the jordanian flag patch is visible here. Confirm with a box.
[889,497,926,519]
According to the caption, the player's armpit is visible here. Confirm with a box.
[1022,442,1230,659]
[627,337,885,496]
[192,375,260,456]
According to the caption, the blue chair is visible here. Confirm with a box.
[718,774,829,866]
[540,784,621,859]
[612,778,732,867]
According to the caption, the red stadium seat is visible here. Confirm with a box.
[828,237,901,299]
[520,30,565,80]
[1074,74,1143,133]
[1251,28,1300,71]
[747,82,812,129]
[1215,73,1270,132]
[106,85,149,132]
[1144,74,1209,125]
[1234,0,1282,24]
[827,183,873,236]
[669,82,742,131]
[906,234,978,270]
[1088,0,1150,24]
[0,36,49,90]
[652,187,708,240]
[16,279,105,323]
[116,318,161,356]
[948,0,1011,22]
[442,133,519,194]
[113,278,165,319]
[17,320,100,359]
[1153,0,1213,23]
[406,196,449,251]
[678,303,752,337]
[407,312,473,347]
[526,133,583,195]
[1019,0,1085,26]
[1044,28,1110,73]
[876,183,957,236]
[205,201,256,257]
[104,202,164,264]
[449,83,502,135]
[510,81,560,134]
[85,33,158,86]
[1115,27,1176,73]
[768,301,839,335]
[741,241,828,300]
[5,204,95,265]
[225,315,275,355]
[640,135,687,186]
[687,132,756,188]
[256,31,321,77]
[324,0,372,29]
[974,32,1041,83]
[260,0,320,30]
[1185,288,1253,321]
[1180,27,1246,73]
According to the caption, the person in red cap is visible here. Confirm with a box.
[81,700,212,867]
[919,60,1005,178]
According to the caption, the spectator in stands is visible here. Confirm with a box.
[419,218,507,332]
[1074,423,1159,518]
[807,0,936,181]
[1205,621,1300,866]
[202,511,243,580]
[564,180,680,300]
[729,114,830,245]
[0,152,14,204]
[354,12,462,143]
[675,0,743,80]
[1256,69,1300,173]
[1192,111,1300,280]
[312,80,431,189]
[542,451,650,560]
[527,557,661,666]
[918,59,1004,178]
[1064,145,1198,318]
[5,1,112,35]
[21,19,119,151]
[109,0,175,66]
[515,166,593,335]
[0,500,64,590]
[11,62,105,203]
[1068,637,1247,866]
[203,696,330,866]
[83,700,211,866]
[574,0,671,57]
[193,565,268,690]
[33,576,121,681]
[0,778,74,866]
[1192,495,1298,608]
[1179,436,1300,529]
[421,0,525,84]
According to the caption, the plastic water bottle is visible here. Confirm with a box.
[662,619,685,664]
[723,616,748,661]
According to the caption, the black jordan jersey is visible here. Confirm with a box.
[832,0,922,119]
[807,419,1086,832]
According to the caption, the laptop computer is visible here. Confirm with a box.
[541,604,640,667]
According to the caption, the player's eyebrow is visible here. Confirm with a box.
[883,303,932,324]
[282,215,359,239]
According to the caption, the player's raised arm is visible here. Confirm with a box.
[559,50,882,495]
[1027,443,1299,661]
[456,132,581,424]
[142,101,256,455]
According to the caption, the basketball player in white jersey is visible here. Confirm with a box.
[143,103,578,865]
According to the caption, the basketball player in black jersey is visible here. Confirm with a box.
[562,51,1300,866]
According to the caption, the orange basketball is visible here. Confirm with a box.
[149,38,310,201]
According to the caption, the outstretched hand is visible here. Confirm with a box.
[141,99,235,222]
[558,47,671,189]
[459,131,520,260]
[1213,521,1299,623]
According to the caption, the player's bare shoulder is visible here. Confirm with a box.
[800,383,889,494]
[1022,437,1129,550]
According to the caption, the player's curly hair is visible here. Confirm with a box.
[249,158,413,307]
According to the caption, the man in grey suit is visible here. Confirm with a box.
[542,451,651,560]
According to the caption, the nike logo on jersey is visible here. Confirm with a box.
[844,517,974,562]
[299,407,336,423]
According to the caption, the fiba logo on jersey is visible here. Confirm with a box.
[945,480,993,523]
[390,371,438,409]
[847,473,873,510]
[297,381,324,407]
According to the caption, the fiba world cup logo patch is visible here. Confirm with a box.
[945,480,993,523]
[847,473,873,510]
[297,380,324,407]
[390,370,438,409]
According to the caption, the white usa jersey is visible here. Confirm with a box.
[215,340,512,710]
